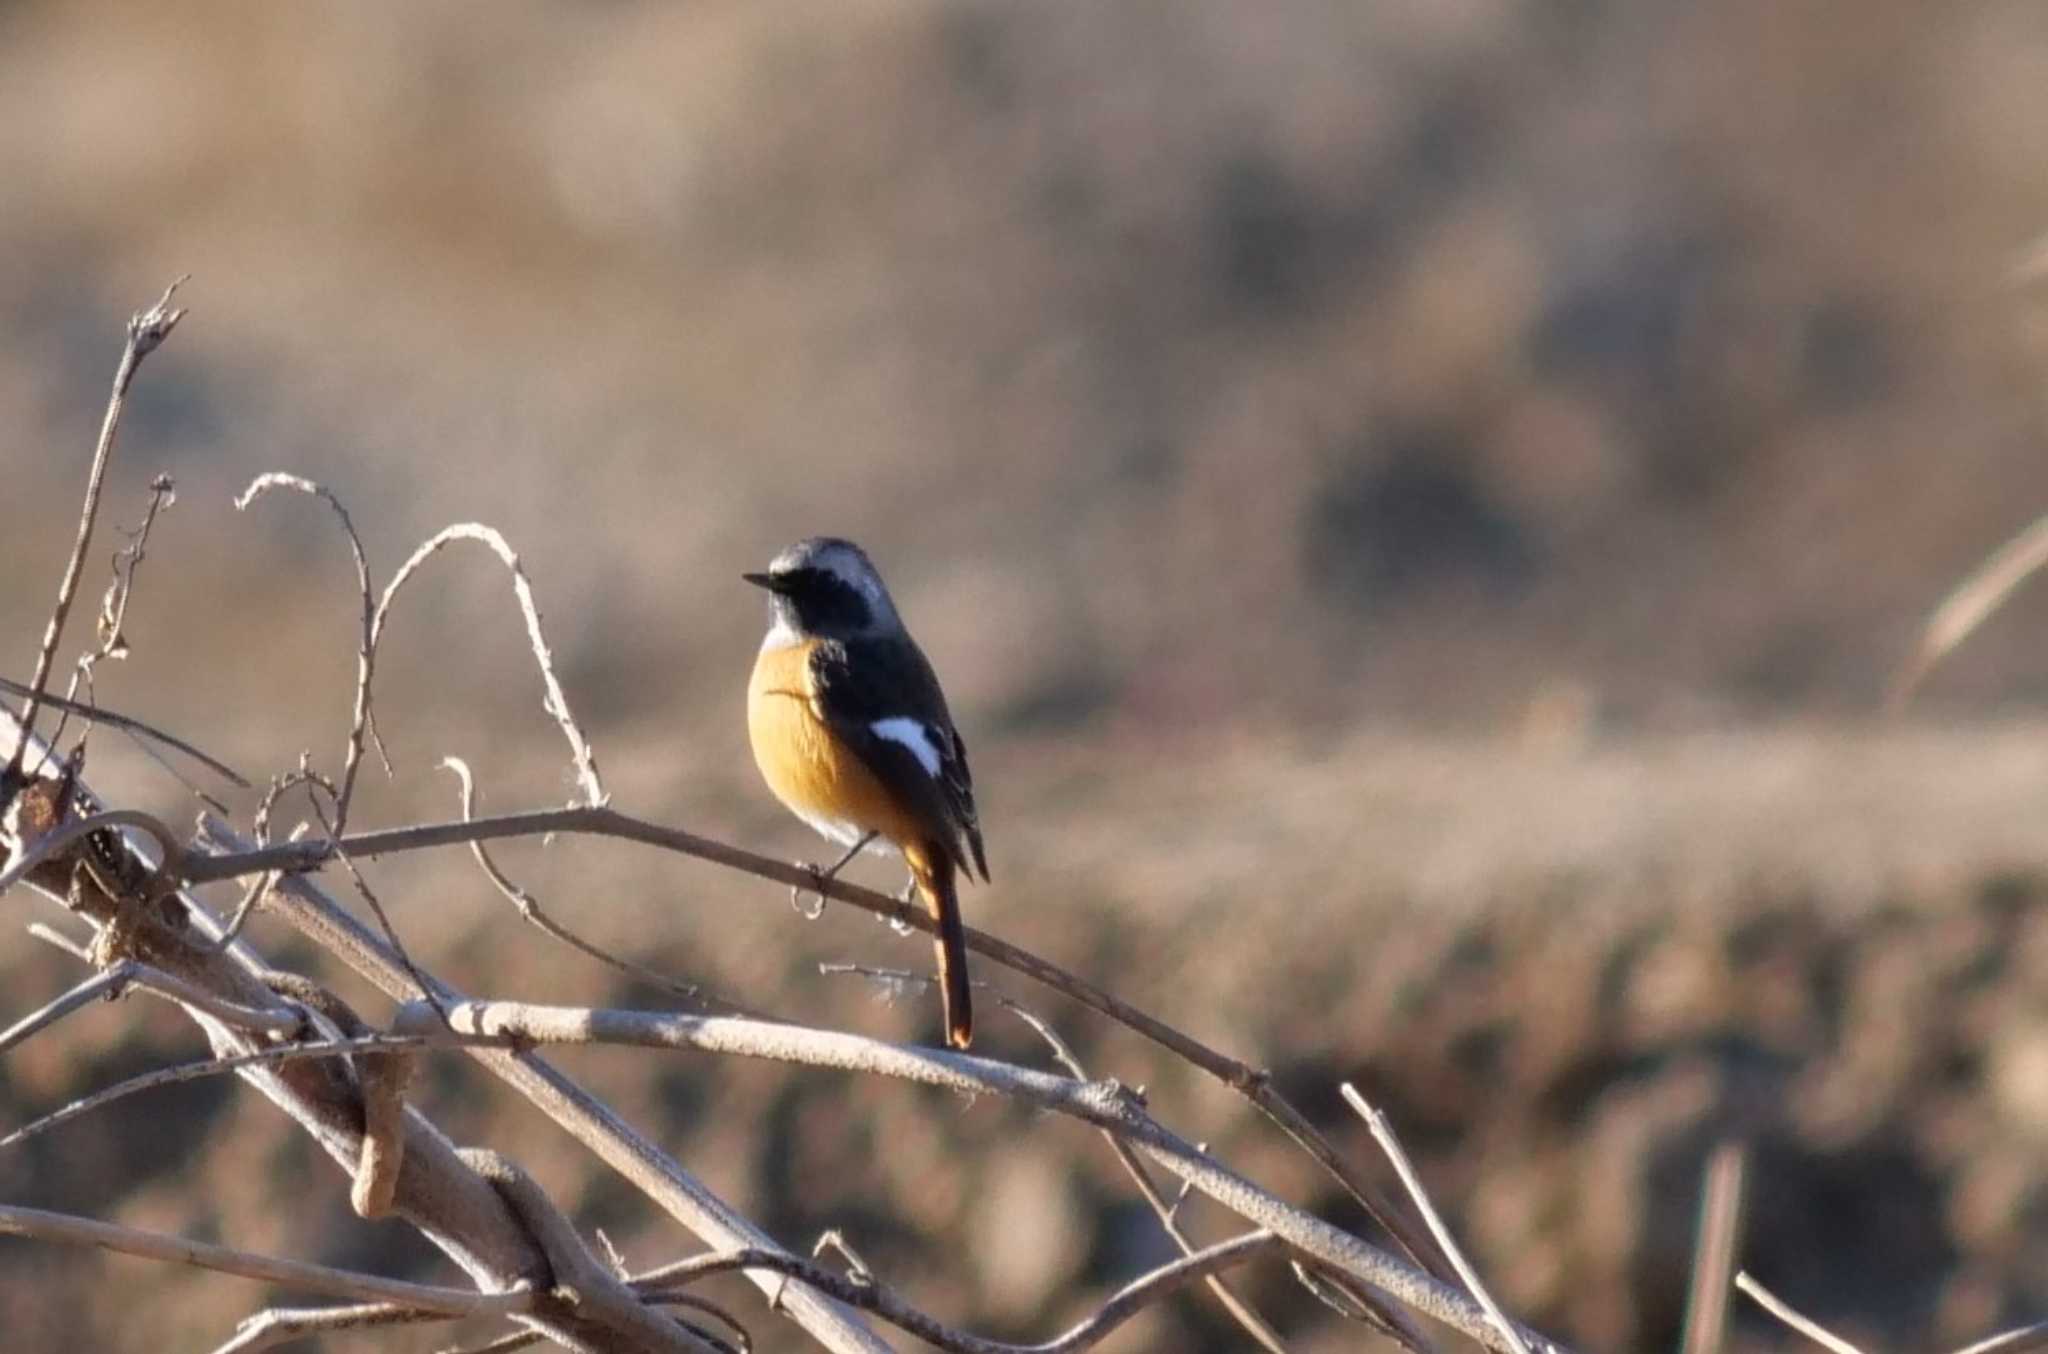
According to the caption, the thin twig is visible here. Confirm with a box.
[121,960,308,1037]
[442,1332,544,1354]
[25,920,92,961]
[246,765,442,1017]
[23,471,207,794]
[0,962,137,1056]
[1680,1142,1747,1354]
[373,523,606,806]
[4,279,186,787]
[212,825,301,950]
[196,817,895,1354]
[401,997,1568,1354]
[653,1294,753,1354]
[44,475,180,774]
[302,774,443,1017]
[211,1302,452,1354]
[1954,1321,2048,1354]
[88,474,176,669]
[1734,1272,1869,1354]
[0,806,184,897]
[635,1232,1281,1354]
[182,801,1439,1275]
[1341,1083,1533,1354]
[0,1031,507,1149]
[234,474,380,835]
[0,1201,534,1317]
[441,758,729,1009]
[461,1147,719,1354]
[0,674,247,786]
[992,989,1293,1354]
[1889,512,2048,712]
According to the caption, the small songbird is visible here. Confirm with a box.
[744,537,988,1049]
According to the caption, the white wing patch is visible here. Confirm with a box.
[870,717,944,779]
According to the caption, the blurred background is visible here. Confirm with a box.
[4,1,2048,1349]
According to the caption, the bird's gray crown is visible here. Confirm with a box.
[757,536,901,639]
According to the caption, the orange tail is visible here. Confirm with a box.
[906,843,973,1049]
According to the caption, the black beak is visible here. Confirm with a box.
[742,571,782,592]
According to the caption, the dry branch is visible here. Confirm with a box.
[0,1202,535,1316]
[211,1302,454,1354]
[4,279,186,788]
[993,991,1295,1354]
[392,996,1570,1354]
[2,769,712,1353]
[233,473,381,835]
[0,673,248,787]
[0,281,1566,1354]
[632,1232,1280,1354]
[373,522,608,807]
[1955,1322,2048,1354]
[1342,1083,1531,1354]
[197,816,897,1354]
[178,801,1447,1280]
[1679,1142,1746,1354]
[442,756,733,1011]
[1735,1272,1867,1354]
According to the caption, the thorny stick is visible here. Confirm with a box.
[5,280,186,789]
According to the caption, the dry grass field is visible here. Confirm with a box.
[6,2,2048,1350]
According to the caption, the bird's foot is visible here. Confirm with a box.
[788,831,878,920]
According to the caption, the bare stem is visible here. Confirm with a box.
[1679,1142,1747,1354]
[1734,1272,1868,1354]
[180,801,1440,1274]
[6,280,186,786]
[634,1231,1281,1354]
[1341,1083,1531,1354]
[0,673,247,787]
[234,474,379,836]
[992,991,1293,1353]
[440,757,735,1010]
[211,1302,452,1354]
[0,962,137,1055]
[374,523,606,806]
[404,997,1569,1354]
[0,1201,534,1317]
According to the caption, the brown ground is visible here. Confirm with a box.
[5,2,2048,1350]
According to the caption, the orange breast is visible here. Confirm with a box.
[748,639,925,848]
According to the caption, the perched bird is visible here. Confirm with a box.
[744,537,988,1049]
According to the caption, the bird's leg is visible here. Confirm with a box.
[887,873,917,935]
[789,831,878,920]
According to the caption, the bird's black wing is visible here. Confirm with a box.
[810,636,987,881]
